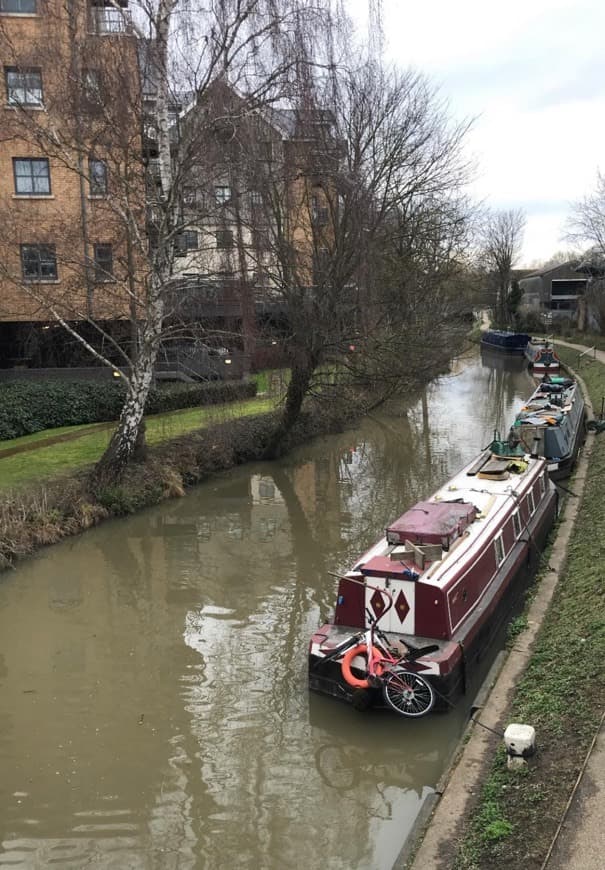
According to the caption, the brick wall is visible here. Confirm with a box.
[0,0,144,324]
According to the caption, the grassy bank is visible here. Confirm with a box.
[0,396,275,489]
[452,346,605,869]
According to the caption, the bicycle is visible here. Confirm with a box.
[316,582,438,718]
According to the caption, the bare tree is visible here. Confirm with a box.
[478,207,526,326]
[247,60,475,453]
[566,172,605,330]
[567,171,605,256]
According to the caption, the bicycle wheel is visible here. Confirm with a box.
[382,668,435,717]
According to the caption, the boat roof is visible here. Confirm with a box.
[512,379,578,429]
[349,452,546,591]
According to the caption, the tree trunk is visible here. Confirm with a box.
[95,270,166,478]
[94,343,156,477]
[263,355,314,459]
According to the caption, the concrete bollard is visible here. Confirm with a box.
[504,723,536,769]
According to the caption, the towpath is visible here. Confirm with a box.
[554,338,605,365]
[544,716,605,870]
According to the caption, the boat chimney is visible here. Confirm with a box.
[530,435,541,459]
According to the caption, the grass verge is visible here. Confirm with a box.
[0,396,275,489]
[452,345,605,869]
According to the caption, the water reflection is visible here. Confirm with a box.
[0,348,534,869]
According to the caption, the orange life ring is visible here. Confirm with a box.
[341,643,384,689]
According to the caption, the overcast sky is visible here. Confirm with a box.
[351,0,605,266]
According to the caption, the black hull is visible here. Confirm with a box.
[480,343,527,356]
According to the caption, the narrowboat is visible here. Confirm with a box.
[508,377,586,479]
[525,338,560,375]
[309,445,557,713]
[480,330,530,355]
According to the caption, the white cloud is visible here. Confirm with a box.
[351,0,605,265]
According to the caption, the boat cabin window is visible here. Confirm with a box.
[494,534,505,567]
[512,511,521,538]
[527,490,535,515]
[539,473,546,496]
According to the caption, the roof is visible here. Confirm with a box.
[521,260,580,280]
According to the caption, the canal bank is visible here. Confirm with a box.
[404,344,605,870]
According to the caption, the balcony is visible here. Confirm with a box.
[89,5,132,35]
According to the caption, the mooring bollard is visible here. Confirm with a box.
[504,723,536,769]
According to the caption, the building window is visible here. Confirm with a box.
[216,229,234,249]
[494,534,505,567]
[250,190,263,207]
[0,0,37,13]
[261,141,273,163]
[21,244,57,281]
[89,158,107,195]
[93,243,113,282]
[13,158,51,195]
[5,67,43,106]
[311,195,329,226]
[182,187,197,206]
[82,68,102,103]
[252,228,270,251]
[175,230,198,255]
[215,185,231,205]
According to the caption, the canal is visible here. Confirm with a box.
[0,348,534,870]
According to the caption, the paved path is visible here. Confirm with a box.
[545,718,605,870]
[554,338,605,365]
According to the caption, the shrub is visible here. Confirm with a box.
[0,379,257,441]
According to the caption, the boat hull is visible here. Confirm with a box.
[309,486,557,712]
[525,340,561,375]
[480,331,530,355]
[510,379,586,481]
[547,409,587,480]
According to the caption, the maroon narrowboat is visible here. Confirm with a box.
[309,447,557,712]
[525,338,561,376]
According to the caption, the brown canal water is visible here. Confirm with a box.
[0,348,534,870]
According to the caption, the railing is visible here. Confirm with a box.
[577,346,596,368]
[89,8,132,35]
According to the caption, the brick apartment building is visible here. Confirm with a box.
[0,4,342,372]
[0,0,143,367]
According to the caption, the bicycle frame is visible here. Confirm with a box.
[333,578,436,716]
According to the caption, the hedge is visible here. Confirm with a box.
[0,379,257,441]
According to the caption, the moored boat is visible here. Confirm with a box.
[309,444,557,714]
[480,330,530,355]
[525,338,560,375]
[508,377,586,479]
